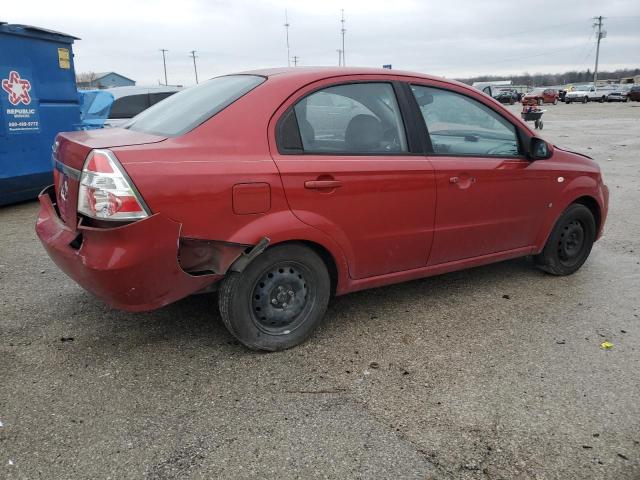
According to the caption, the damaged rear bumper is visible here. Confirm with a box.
[35,185,225,312]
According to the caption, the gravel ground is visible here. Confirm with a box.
[1,101,639,479]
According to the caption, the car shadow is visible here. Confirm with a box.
[63,256,538,355]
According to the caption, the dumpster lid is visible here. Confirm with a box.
[0,23,80,40]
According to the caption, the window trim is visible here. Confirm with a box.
[406,82,529,160]
[275,80,422,157]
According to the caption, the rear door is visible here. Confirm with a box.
[270,79,436,279]
[409,83,552,265]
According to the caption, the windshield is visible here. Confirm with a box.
[528,89,543,95]
[125,75,265,136]
[574,85,591,92]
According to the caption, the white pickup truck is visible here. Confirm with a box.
[565,85,609,104]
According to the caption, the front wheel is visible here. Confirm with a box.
[537,98,543,106]
[218,243,330,351]
[535,204,596,276]
[553,98,558,105]
[582,96,588,103]
[600,96,606,103]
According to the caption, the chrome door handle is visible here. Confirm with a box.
[449,176,459,184]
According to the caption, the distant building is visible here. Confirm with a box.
[77,72,135,89]
[621,75,640,84]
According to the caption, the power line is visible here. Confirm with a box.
[478,19,587,41]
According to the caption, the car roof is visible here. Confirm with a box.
[235,66,467,89]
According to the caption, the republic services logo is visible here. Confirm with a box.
[2,71,32,106]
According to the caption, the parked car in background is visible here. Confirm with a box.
[627,85,640,102]
[522,88,559,105]
[495,90,518,104]
[37,67,609,351]
[103,85,182,127]
[565,85,606,104]
[606,87,630,102]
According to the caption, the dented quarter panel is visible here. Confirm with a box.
[36,188,217,312]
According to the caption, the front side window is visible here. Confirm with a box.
[411,85,520,157]
[290,83,408,154]
[126,75,265,136]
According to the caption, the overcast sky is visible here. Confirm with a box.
[6,0,640,85]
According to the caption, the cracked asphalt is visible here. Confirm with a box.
[1,102,639,479]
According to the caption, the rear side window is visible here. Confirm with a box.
[285,83,408,154]
[126,75,265,136]
[411,85,519,157]
[149,91,176,105]
[109,94,150,119]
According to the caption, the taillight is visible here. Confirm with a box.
[78,149,150,221]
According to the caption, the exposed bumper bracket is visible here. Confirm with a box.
[229,236,270,273]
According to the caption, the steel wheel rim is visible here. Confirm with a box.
[250,261,313,335]
[557,219,586,265]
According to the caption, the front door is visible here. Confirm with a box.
[409,84,552,265]
[271,80,436,279]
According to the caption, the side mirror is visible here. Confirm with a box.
[415,92,434,106]
[529,137,551,160]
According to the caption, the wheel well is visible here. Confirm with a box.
[274,240,339,296]
[572,196,601,233]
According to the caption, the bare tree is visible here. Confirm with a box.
[76,72,98,89]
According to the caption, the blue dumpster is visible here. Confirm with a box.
[0,23,80,205]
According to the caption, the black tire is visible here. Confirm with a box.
[535,204,596,276]
[582,96,588,103]
[218,243,330,351]
[566,99,572,104]
[600,96,606,103]
[539,120,543,130]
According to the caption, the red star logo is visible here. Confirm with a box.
[2,71,32,106]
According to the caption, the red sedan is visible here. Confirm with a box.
[37,67,609,350]
[522,88,559,106]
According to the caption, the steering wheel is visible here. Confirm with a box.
[486,143,518,156]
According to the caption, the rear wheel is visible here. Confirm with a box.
[600,96,606,103]
[582,96,588,103]
[218,243,330,351]
[535,204,596,276]
[566,98,572,104]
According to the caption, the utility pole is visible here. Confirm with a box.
[189,50,199,84]
[337,49,343,66]
[292,55,299,67]
[159,49,168,85]
[284,10,291,67]
[340,9,346,66]
[593,16,606,90]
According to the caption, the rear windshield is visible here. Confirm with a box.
[125,75,265,136]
